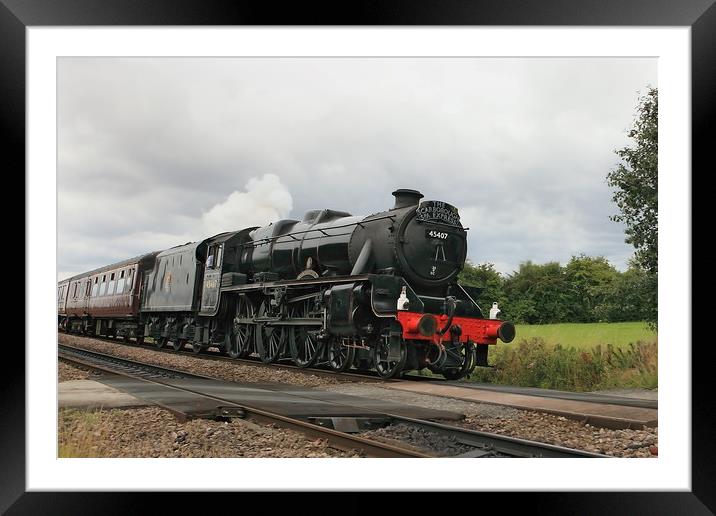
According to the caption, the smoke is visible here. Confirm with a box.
[201,174,293,236]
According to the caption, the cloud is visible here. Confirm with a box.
[201,174,293,236]
[57,57,655,277]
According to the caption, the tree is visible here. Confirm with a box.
[458,261,505,315]
[595,262,655,323]
[607,87,658,327]
[502,261,574,324]
[564,255,619,322]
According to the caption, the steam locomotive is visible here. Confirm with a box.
[57,189,515,379]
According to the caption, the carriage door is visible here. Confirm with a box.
[200,243,223,315]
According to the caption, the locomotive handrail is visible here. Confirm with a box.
[249,231,355,247]
[415,219,468,231]
[240,214,397,248]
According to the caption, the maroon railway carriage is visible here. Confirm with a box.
[56,279,70,320]
[60,252,159,339]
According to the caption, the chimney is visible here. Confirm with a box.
[392,189,424,210]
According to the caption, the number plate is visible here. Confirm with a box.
[425,228,450,240]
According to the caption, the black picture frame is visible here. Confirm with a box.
[6,1,709,513]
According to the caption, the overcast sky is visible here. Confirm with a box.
[58,57,656,281]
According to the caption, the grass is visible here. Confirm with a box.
[513,321,656,350]
[58,408,114,458]
[463,321,658,391]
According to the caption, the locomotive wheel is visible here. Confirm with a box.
[136,336,145,346]
[373,328,407,379]
[288,298,321,368]
[172,338,186,351]
[228,296,255,359]
[256,299,286,363]
[327,338,356,372]
[155,336,168,349]
[440,341,475,381]
[191,341,203,354]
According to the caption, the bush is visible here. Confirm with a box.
[469,337,657,391]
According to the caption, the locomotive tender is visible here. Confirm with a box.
[58,189,515,379]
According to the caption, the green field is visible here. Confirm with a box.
[512,321,657,349]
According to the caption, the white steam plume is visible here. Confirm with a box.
[201,174,293,236]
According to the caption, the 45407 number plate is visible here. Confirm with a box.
[425,228,451,240]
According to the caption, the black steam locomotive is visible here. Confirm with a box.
[58,189,514,379]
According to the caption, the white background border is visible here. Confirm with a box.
[28,27,690,490]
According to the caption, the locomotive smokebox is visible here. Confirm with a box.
[392,189,424,210]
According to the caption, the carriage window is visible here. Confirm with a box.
[126,269,134,291]
[72,283,78,298]
[85,281,91,296]
[100,275,108,296]
[108,272,116,295]
[92,277,99,297]
[117,270,126,293]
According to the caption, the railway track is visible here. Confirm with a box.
[62,331,390,382]
[439,381,657,409]
[60,331,657,410]
[59,344,425,458]
[59,343,608,459]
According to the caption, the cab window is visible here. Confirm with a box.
[216,245,223,268]
[206,245,222,269]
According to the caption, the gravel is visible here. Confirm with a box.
[58,406,362,458]
[58,334,658,458]
[321,384,657,457]
[59,333,356,388]
[58,360,93,382]
[454,412,658,457]
[360,423,474,457]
